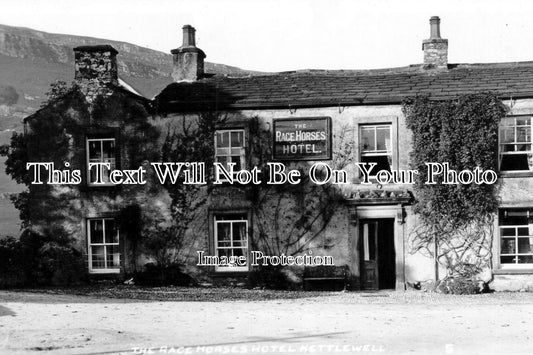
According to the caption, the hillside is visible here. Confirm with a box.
[0,24,262,236]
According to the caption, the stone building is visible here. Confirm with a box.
[18,17,533,291]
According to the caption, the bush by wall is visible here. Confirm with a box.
[0,229,86,288]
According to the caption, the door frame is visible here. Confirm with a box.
[352,205,406,290]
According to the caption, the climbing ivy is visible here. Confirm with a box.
[402,93,507,280]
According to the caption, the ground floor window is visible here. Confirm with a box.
[499,209,533,267]
[214,214,248,272]
[87,218,121,273]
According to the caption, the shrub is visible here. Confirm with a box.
[36,242,86,286]
[0,229,87,288]
[436,277,482,295]
[134,263,194,287]
[0,237,27,288]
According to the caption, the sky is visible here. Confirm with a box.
[2,0,533,72]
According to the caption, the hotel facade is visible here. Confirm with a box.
[18,17,533,291]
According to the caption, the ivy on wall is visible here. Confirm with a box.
[402,93,507,279]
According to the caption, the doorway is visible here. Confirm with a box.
[359,218,396,290]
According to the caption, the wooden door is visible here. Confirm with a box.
[360,220,379,290]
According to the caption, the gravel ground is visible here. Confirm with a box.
[1,289,533,355]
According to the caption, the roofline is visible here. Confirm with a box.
[24,85,152,123]
[157,92,533,112]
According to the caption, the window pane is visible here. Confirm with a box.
[501,238,516,254]
[217,248,231,259]
[500,154,531,171]
[233,247,246,259]
[500,127,515,143]
[233,222,247,242]
[105,220,119,244]
[216,132,229,148]
[230,156,242,171]
[91,246,105,269]
[106,245,121,268]
[501,228,516,237]
[216,147,229,156]
[516,117,531,126]
[217,222,231,244]
[376,127,391,151]
[500,118,514,127]
[518,255,533,264]
[230,131,244,147]
[500,144,515,152]
[517,127,531,143]
[230,147,243,155]
[88,141,101,160]
[90,220,104,244]
[517,227,530,236]
[518,238,533,253]
[500,256,516,264]
[360,128,375,151]
[360,155,391,173]
[102,140,115,159]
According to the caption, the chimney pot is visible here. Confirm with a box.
[171,25,206,82]
[422,16,448,69]
[182,25,196,47]
[429,16,441,39]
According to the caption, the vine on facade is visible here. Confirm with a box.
[402,93,507,284]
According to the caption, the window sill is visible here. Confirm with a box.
[499,171,533,178]
[89,269,121,274]
[493,268,533,275]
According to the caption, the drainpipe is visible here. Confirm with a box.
[434,233,439,282]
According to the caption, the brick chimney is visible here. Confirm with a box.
[73,45,119,102]
[422,16,448,69]
[171,25,206,82]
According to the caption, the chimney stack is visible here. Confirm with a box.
[73,45,119,102]
[422,16,448,69]
[171,25,206,82]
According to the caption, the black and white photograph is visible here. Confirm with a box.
[1,0,533,354]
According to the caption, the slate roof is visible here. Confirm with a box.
[154,62,533,112]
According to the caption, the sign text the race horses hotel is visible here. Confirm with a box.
[273,117,332,160]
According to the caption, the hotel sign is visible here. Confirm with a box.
[273,117,332,160]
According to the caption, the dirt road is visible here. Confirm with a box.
[1,290,533,354]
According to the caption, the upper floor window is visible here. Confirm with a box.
[215,129,245,179]
[87,138,116,185]
[499,116,533,172]
[360,124,392,174]
[214,214,248,272]
[87,218,120,273]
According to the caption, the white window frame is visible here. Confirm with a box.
[359,124,392,176]
[499,209,533,269]
[498,116,533,172]
[86,138,116,186]
[87,217,121,274]
[214,129,245,181]
[214,215,249,272]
